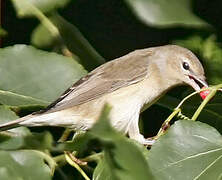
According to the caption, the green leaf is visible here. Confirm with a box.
[0,150,52,180]
[0,90,48,107]
[0,132,54,151]
[31,23,54,48]
[22,131,53,150]
[0,105,30,150]
[11,0,70,15]
[148,120,222,180]
[93,156,114,180]
[125,0,208,27]
[31,13,105,70]
[0,105,30,135]
[0,106,20,124]
[90,105,154,180]
[89,105,117,141]
[57,132,93,152]
[0,28,7,37]
[0,45,86,107]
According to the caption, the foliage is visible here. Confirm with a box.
[1,0,222,179]
[124,0,208,27]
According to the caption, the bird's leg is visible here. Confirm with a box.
[128,116,155,146]
[58,128,72,142]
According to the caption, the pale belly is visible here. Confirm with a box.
[72,80,162,134]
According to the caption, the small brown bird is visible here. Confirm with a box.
[0,45,208,145]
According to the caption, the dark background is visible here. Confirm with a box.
[3,0,222,59]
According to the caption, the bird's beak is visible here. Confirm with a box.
[187,73,208,91]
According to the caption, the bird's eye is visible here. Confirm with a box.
[182,62,190,70]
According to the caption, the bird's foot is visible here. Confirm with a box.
[144,137,156,147]
[130,134,156,146]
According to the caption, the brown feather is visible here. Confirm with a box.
[45,49,153,113]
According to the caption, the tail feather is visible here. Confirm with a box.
[0,115,35,131]
[0,111,81,131]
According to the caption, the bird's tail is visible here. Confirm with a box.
[0,110,79,131]
[0,114,34,131]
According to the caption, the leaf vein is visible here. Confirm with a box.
[154,147,222,173]
[193,154,222,180]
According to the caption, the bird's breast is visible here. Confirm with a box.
[102,79,163,132]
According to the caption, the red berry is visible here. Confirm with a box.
[200,87,210,100]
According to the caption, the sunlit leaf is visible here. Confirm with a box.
[11,0,70,15]
[125,0,208,27]
[148,120,222,180]
[0,45,86,107]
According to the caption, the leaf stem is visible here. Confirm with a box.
[53,154,66,163]
[156,108,181,138]
[16,0,59,38]
[80,152,103,162]
[175,91,199,109]
[58,129,72,142]
[65,151,90,180]
[17,0,73,58]
[156,84,222,139]
[192,85,222,120]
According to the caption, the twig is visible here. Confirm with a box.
[58,129,72,142]
[191,88,217,120]
[64,151,90,180]
[17,0,73,58]
[155,108,181,139]
[156,84,222,140]
[53,154,66,164]
[80,152,102,162]
[175,91,199,109]
[191,84,222,120]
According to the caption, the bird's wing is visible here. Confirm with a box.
[44,49,153,113]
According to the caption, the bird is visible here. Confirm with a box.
[0,45,208,145]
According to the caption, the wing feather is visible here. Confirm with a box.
[44,49,153,113]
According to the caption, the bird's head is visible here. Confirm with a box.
[153,45,208,91]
